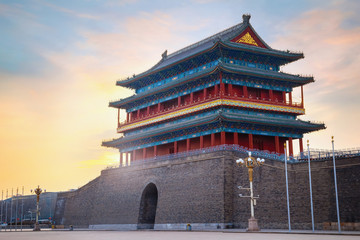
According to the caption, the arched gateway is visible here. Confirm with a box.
[137,183,158,229]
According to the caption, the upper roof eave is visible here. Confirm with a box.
[116,14,299,89]
[115,14,307,92]
[116,39,304,89]
[115,19,247,88]
[115,40,220,88]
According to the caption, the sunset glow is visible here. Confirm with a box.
[0,0,359,193]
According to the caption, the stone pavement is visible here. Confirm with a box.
[0,229,360,240]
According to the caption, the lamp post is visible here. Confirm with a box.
[31,186,45,231]
[236,152,265,231]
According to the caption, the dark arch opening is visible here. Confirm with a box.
[137,183,158,229]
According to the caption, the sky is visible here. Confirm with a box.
[0,0,360,194]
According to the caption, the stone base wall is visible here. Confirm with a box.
[54,151,360,230]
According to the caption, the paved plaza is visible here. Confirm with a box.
[0,230,359,240]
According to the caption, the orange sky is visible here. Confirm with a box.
[1,1,360,195]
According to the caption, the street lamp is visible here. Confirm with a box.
[31,186,45,231]
[236,152,265,231]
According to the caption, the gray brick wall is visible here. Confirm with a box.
[54,151,360,230]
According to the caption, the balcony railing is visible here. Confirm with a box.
[119,92,303,128]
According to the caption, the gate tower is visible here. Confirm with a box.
[103,14,325,165]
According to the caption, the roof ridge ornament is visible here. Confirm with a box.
[243,14,251,24]
[161,50,168,59]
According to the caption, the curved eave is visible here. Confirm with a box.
[223,112,326,132]
[102,112,325,147]
[110,63,313,109]
[116,40,304,89]
[220,41,304,63]
[221,62,314,85]
[116,41,220,88]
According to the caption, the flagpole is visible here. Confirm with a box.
[15,188,18,231]
[331,136,341,232]
[307,140,315,232]
[5,190,8,231]
[21,187,24,231]
[1,190,3,231]
[284,143,291,232]
[10,188,13,231]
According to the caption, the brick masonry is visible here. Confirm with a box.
[53,151,360,230]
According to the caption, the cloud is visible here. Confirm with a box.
[42,1,100,20]
[0,3,36,19]
[271,8,360,149]
[273,9,360,92]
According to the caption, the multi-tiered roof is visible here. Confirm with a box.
[103,14,325,161]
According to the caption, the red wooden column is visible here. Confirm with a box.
[143,148,147,159]
[275,136,280,153]
[269,89,274,101]
[215,84,219,96]
[301,85,304,107]
[288,137,293,156]
[289,92,292,105]
[178,96,181,106]
[137,109,140,119]
[211,133,215,146]
[243,86,248,98]
[186,138,190,151]
[154,145,157,157]
[203,88,207,100]
[120,152,123,166]
[174,141,178,153]
[147,106,150,116]
[220,72,225,96]
[221,131,226,145]
[299,138,304,153]
[228,84,233,96]
[200,135,204,149]
[157,102,161,112]
[132,150,136,161]
[249,133,253,149]
[282,91,286,103]
[190,92,194,103]
[126,112,129,122]
[234,132,239,145]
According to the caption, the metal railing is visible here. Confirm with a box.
[296,148,360,161]
[104,145,360,170]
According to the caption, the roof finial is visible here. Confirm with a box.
[161,50,168,59]
[243,14,251,24]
